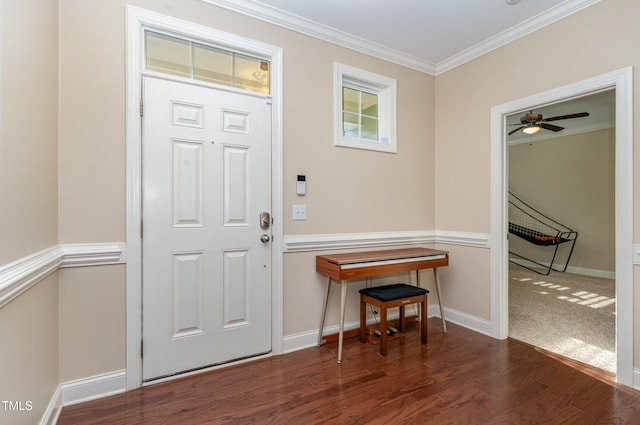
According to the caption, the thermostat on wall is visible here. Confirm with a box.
[296,175,306,195]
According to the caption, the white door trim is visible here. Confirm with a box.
[490,67,634,387]
[125,5,284,390]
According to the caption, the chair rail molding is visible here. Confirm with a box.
[283,230,489,252]
[0,243,126,308]
[0,246,63,309]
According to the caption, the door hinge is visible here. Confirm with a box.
[140,340,144,359]
[140,220,143,238]
[265,96,272,105]
[140,98,144,117]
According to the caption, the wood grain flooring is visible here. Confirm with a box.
[57,319,640,424]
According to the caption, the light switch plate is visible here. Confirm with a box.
[293,205,307,220]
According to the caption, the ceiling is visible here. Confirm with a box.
[206,0,601,75]
[506,90,616,144]
[205,0,612,138]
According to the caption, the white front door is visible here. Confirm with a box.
[142,76,272,380]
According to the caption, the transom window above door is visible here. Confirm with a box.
[145,31,270,94]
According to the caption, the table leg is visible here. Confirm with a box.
[433,268,447,333]
[337,279,348,363]
[416,270,421,321]
[317,277,332,346]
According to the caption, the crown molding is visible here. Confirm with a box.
[435,0,602,75]
[201,0,437,75]
[202,0,600,76]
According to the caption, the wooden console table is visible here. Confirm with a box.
[316,247,449,363]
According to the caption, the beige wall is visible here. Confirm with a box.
[55,0,434,381]
[3,1,640,418]
[1,1,60,424]
[0,0,58,264]
[509,128,616,273]
[0,275,59,425]
[57,0,435,242]
[435,0,640,366]
[58,265,126,382]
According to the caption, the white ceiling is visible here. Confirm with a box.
[507,89,616,144]
[206,0,601,75]
[205,0,612,139]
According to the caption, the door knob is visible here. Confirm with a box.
[260,234,271,243]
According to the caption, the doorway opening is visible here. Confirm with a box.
[489,67,633,387]
[506,90,616,373]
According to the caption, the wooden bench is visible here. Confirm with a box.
[359,283,428,356]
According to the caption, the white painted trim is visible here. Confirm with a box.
[60,370,127,406]
[334,62,398,153]
[284,230,435,252]
[283,304,491,353]
[39,386,61,425]
[435,230,490,248]
[60,243,126,267]
[0,246,63,309]
[125,5,285,390]
[201,0,599,76]
[633,244,640,265]
[436,0,601,75]
[283,230,489,252]
[201,0,436,75]
[490,67,634,388]
[635,368,640,391]
[0,243,127,309]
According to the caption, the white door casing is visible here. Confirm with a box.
[126,6,284,389]
[142,77,272,380]
[490,67,634,387]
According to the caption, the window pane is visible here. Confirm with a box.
[361,116,378,140]
[193,44,233,86]
[234,54,270,94]
[342,112,359,138]
[361,92,378,117]
[145,32,191,78]
[343,87,359,113]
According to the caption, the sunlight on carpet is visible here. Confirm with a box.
[508,265,616,373]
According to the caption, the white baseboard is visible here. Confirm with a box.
[40,370,126,425]
[60,370,127,406]
[39,386,62,425]
[509,257,615,279]
[432,305,493,336]
[283,304,492,353]
[635,368,640,391]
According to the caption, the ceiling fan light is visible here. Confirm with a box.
[522,125,541,135]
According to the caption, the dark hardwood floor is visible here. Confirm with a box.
[57,319,640,424]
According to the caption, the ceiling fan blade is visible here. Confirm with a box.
[540,123,564,132]
[542,112,589,122]
[509,126,525,135]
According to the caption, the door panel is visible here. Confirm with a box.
[142,77,272,380]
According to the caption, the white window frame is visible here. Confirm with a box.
[334,63,397,153]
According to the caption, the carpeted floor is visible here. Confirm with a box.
[508,264,616,373]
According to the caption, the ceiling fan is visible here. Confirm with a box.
[509,111,589,136]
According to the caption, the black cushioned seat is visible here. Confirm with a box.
[359,283,427,301]
[359,283,429,356]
